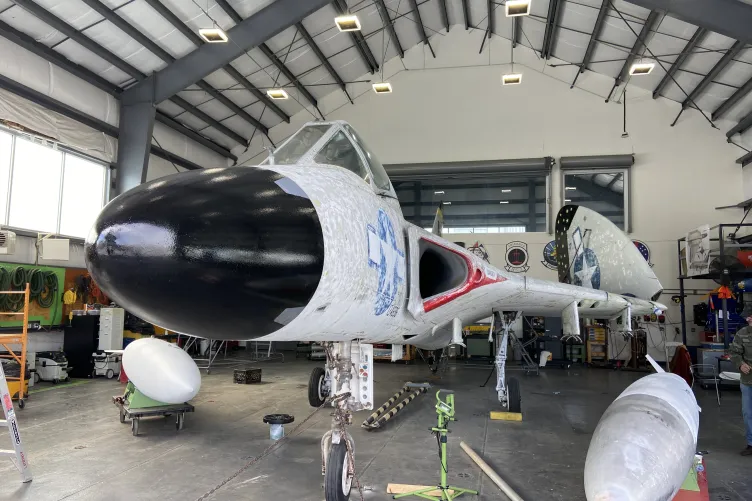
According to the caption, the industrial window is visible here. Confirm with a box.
[561,171,628,231]
[394,176,547,232]
[0,128,109,238]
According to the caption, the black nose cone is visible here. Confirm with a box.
[86,167,324,340]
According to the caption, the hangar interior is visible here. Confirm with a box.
[1,1,752,500]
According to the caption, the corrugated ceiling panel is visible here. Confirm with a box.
[53,38,132,84]
[222,0,276,20]
[35,0,100,30]
[156,100,184,116]
[0,6,67,46]
[222,114,255,138]
[159,0,234,32]
[116,0,198,59]
[85,20,166,75]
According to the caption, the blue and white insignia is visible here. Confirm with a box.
[367,209,405,316]
[632,240,653,267]
[571,227,601,289]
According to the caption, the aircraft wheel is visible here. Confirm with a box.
[324,442,352,501]
[507,377,522,413]
[308,367,328,407]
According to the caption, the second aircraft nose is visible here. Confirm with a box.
[85,167,325,340]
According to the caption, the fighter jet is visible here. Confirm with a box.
[86,120,665,501]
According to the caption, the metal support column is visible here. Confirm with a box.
[116,97,156,195]
[527,179,536,232]
[413,182,422,226]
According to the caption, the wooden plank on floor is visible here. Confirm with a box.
[489,411,522,421]
[387,484,455,496]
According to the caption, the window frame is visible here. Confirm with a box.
[560,168,630,233]
[0,126,110,240]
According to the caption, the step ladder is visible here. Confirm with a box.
[0,360,32,483]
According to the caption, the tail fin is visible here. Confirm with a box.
[555,205,663,301]
[431,203,444,237]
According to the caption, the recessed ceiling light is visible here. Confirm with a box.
[501,189,512,193]
[629,62,655,76]
[565,186,576,191]
[266,89,289,100]
[335,15,361,32]
[564,199,572,202]
[502,73,522,85]
[434,190,445,194]
[443,201,452,205]
[199,28,228,43]
[499,201,510,204]
[506,0,531,17]
[372,82,393,94]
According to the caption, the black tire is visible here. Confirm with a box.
[324,442,352,501]
[507,377,522,413]
[18,399,25,409]
[131,419,139,436]
[119,408,126,424]
[308,367,327,407]
[52,378,58,385]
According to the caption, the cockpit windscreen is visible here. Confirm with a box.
[272,124,331,165]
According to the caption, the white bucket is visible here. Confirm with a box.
[270,424,285,441]
[539,351,552,367]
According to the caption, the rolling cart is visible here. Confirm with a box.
[113,382,194,436]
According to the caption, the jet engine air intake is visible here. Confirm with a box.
[419,239,469,299]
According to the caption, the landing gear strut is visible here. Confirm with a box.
[493,311,522,413]
[315,341,374,501]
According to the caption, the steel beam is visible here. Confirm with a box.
[258,43,319,111]
[12,0,142,80]
[0,19,119,96]
[81,0,267,134]
[439,0,450,32]
[154,112,236,161]
[375,0,404,58]
[144,0,289,123]
[487,0,493,38]
[0,74,202,172]
[169,96,246,145]
[462,0,470,30]
[124,0,330,105]
[614,11,660,86]
[625,0,752,46]
[117,98,156,194]
[652,27,706,99]
[714,76,752,121]
[332,0,379,74]
[728,113,752,138]
[541,0,564,59]
[579,1,609,73]
[681,40,744,110]
[6,1,244,150]
[408,0,435,58]
[296,23,352,103]
[738,150,752,168]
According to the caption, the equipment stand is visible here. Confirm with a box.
[0,358,32,483]
[393,390,477,501]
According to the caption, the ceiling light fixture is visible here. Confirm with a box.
[565,187,576,191]
[499,201,510,204]
[564,199,572,202]
[266,89,289,100]
[372,82,393,94]
[629,62,655,76]
[501,189,512,193]
[434,190,445,194]
[335,14,361,32]
[443,201,452,205]
[198,28,228,43]
[502,73,522,85]
[506,0,531,17]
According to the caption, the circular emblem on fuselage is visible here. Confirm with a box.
[542,240,557,270]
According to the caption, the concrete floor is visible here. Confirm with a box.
[1,356,750,501]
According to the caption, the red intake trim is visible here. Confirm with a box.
[421,239,506,313]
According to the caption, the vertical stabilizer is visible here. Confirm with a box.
[555,205,663,301]
[431,204,444,237]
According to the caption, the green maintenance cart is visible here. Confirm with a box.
[113,382,194,436]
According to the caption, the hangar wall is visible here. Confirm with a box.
[239,27,744,359]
